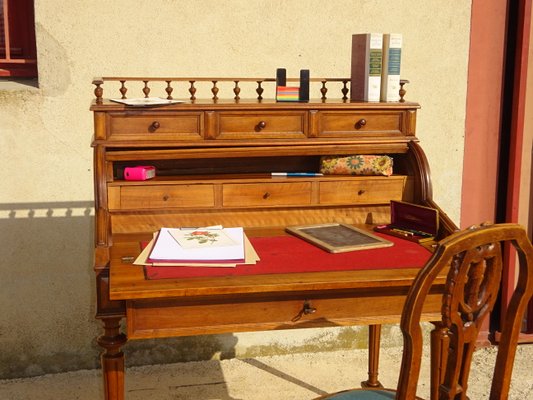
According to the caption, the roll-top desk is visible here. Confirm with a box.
[90,77,457,400]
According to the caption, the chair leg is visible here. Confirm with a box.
[361,324,383,388]
[430,323,448,400]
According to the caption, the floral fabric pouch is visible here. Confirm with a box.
[319,155,393,176]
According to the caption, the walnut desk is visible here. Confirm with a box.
[90,77,457,400]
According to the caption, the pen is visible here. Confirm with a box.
[390,225,432,237]
[390,228,414,237]
[180,225,224,230]
[271,172,323,177]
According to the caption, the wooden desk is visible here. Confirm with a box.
[90,77,457,400]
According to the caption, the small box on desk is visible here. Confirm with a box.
[124,165,156,181]
[374,201,439,243]
[276,86,300,102]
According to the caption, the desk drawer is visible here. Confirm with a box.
[319,177,405,205]
[126,291,442,339]
[222,182,312,207]
[316,111,404,137]
[109,184,215,210]
[107,111,203,141]
[215,111,307,139]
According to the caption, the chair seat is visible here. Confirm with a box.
[319,389,397,399]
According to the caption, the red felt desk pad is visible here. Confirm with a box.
[144,234,432,280]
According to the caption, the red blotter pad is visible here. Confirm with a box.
[144,234,431,280]
[374,201,439,243]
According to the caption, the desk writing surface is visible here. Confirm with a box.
[109,228,441,301]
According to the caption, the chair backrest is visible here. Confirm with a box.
[395,223,533,400]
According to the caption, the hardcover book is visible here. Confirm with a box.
[381,33,403,102]
[350,33,383,102]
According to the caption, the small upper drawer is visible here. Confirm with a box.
[319,177,406,205]
[315,111,404,138]
[109,184,215,210]
[107,112,203,141]
[222,182,312,207]
[215,111,307,139]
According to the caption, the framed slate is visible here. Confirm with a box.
[286,223,393,253]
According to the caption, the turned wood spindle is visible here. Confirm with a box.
[320,80,328,101]
[119,80,127,99]
[142,81,150,98]
[189,81,197,101]
[93,80,104,104]
[233,81,241,101]
[399,79,409,103]
[165,81,173,100]
[256,81,264,101]
[341,80,349,101]
[211,81,219,101]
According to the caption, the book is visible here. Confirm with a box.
[350,33,383,102]
[380,33,403,102]
[276,86,300,102]
[147,227,246,263]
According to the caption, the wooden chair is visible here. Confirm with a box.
[315,223,533,400]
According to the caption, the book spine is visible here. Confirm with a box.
[381,33,402,102]
[350,33,383,102]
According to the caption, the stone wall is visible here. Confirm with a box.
[0,0,471,378]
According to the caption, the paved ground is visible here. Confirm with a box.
[1,345,532,399]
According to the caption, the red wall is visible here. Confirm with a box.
[461,0,508,228]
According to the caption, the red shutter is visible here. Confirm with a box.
[0,0,37,78]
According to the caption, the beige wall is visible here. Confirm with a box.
[0,0,472,378]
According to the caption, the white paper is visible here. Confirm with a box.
[170,228,238,249]
[110,97,184,106]
[148,227,245,262]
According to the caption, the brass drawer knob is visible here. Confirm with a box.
[292,300,317,322]
[256,120,267,131]
[303,300,317,315]
[354,118,367,129]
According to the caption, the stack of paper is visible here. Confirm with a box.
[134,226,259,268]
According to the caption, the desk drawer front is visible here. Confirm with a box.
[111,184,215,210]
[216,112,307,139]
[126,292,441,339]
[222,182,312,207]
[319,177,406,205]
[107,112,203,141]
[316,111,403,137]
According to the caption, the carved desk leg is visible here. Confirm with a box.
[97,316,128,400]
[361,324,384,388]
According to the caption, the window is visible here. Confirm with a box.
[0,0,37,78]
